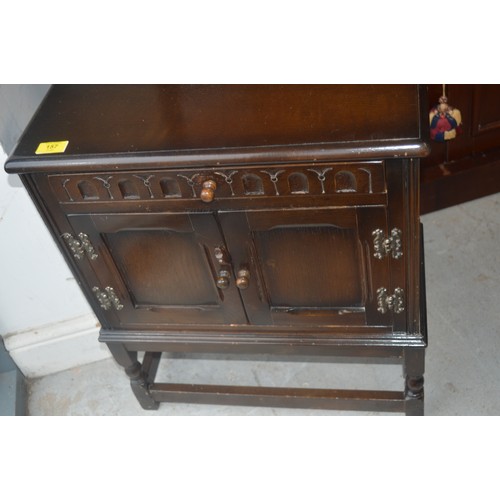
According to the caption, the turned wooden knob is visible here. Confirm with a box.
[200,180,217,203]
[236,268,250,289]
[216,269,230,289]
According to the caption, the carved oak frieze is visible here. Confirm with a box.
[48,162,385,204]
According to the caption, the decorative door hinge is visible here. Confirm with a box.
[372,228,403,259]
[376,287,405,314]
[62,232,98,261]
[92,286,124,311]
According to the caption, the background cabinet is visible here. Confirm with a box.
[421,84,500,213]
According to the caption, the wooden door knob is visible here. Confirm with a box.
[216,269,230,289]
[236,268,250,289]
[200,180,217,203]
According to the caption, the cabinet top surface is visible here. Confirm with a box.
[6,84,429,173]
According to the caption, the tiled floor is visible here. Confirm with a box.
[27,193,500,415]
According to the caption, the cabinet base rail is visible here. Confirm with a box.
[149,382,421,414]
[131,350,425,415]
[109,346,424,415]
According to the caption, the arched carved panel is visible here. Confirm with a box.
[288,172,309,194]
[358,168,373,194]
[78,180,99,200]
[119,180,140,200]
[334,170,357,193]
[160,177,181,198]
[242,173,264,195]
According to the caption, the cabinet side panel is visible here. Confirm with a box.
[18,173,113,328]
[385,160,421,334]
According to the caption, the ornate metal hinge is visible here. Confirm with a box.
[92,286,124,311]
[376,287,405,314]
[62,233,98,260]
[372,228,403,259]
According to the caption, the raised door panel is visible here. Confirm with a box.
[220,208,393,327]
[255,223,362,308]
[66,212,247,327]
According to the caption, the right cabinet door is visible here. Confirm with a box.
[220,207,396,327]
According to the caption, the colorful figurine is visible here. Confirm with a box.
[429,95,462,142]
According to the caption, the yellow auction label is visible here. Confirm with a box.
[35,140,69,155]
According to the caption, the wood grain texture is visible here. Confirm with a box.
[5,85,428,414]
[5,85,429,173]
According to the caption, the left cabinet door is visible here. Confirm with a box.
[65,212,247,327]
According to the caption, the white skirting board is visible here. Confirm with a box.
[2,314,111,379]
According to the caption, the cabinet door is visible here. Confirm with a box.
[220,208,392,327]
[66,212,247,327]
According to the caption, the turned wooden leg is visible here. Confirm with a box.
[403,348,425,416]
[107,343,159,410]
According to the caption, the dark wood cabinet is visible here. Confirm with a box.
[5,85,429,414]
[421,84,500,213]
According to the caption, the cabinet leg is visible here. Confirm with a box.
[107,343,159,410]
[403,348,425,416]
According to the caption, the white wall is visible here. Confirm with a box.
[0,90,110,378]
[0,148,93,333]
